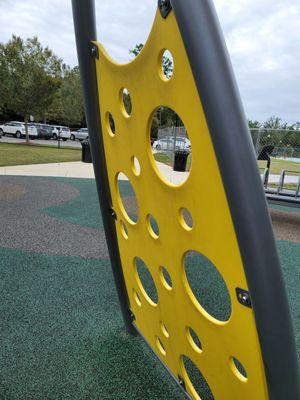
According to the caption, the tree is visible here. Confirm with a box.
[45,66,84,126]
[248,120,261,129]
[129,43,144,57]
[263,115,283,130]
[0,35,63,143]
[60,66,84,125]
[44,66,85,126]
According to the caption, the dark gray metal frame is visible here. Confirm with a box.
[71,0,135,335]
[171,0,300,399]
[72,0,299,398]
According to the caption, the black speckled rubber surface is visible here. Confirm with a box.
[0,176,298,399]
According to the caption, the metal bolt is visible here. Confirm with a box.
[236,288,252,309]
[90,44,99,59]
[178,375,186,389]
[158,0,172,18]
[130,310,136,321]
[111,208,117,220]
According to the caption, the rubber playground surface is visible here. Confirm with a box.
[0,176,299,399]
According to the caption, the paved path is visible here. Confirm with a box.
[0,162,95,179]
[0,161,189,185]
[268,174,299,184]
[0,135,81,148]
[0,160,299,185]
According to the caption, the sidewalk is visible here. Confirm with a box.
[0,162,95,179]
[0,161,297,185]
[0,161,189,185]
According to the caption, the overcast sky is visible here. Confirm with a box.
[0,0,299,123]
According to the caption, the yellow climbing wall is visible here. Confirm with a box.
[94,8,269,400]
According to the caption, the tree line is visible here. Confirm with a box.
[0,37,298,147]
[0,35,85,132]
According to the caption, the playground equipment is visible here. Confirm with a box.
[72,1,300,399]
[258,145,300,208]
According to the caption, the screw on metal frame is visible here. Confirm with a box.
[236,288,252,309]
[90,43,99,59]
[178,375,186,390]
[158,0,172,19]
[110,208,117,220]
[130,310,136,322]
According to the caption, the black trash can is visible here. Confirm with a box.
[81,140,92,163]
[173,150,189,172]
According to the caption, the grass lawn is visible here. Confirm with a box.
[154,152,192,171]
[258,158,300,174]
[0,143,81,167]
[154,153,300,175]
[154,152,173,166]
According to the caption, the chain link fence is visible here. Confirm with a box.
[155,126,300,183]
[250,128,300,195]
[157,126,187,152]
[156,126,191,169]
[250,128,300,161]
[158,127,300,160]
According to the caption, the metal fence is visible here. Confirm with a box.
[157,126,187,150]
[156,126,189,163]
[156,127,300,174]
[250,128,300,160]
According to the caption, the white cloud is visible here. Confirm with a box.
[0,0,299,122]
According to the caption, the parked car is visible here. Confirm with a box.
[52,126,71,141]
[0,121,38,139]
[153,137,191,151]
[70,128,88,141]
[31,123,53,140]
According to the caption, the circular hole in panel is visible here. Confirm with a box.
[133,289,142,306]
[120,87,132,117]
[120,220,129,239]
[160,322,169,338]
[116,173,138,223]
[156,336,166,356]
[135,257,158,305]
[160,266,172,290]
[150,107,191,186]
[181,356,215,400]
[106,112,116,136]
[184,251,231,322]
[159,49,174,80]
[187,327,202,353]
[147,214,159,238]
[179,207,193,230]
[230,357,248,382]
[131,156,141,176]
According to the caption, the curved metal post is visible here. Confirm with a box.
[71,0,135,335]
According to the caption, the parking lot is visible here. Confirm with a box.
[0,135,81,148]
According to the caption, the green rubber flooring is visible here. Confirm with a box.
[0,177,299,399]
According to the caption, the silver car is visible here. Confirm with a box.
[70,128,88,141]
